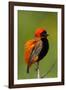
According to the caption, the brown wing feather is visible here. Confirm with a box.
[29,40,43,63]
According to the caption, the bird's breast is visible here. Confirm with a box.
[38,38,49,61]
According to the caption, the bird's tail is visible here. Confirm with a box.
[27,65,29,73]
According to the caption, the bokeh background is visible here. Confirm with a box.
[18,10,57,79]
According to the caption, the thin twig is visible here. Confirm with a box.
[37,62,40,78]
[41,61,56,78]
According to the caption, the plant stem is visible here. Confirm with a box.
[37,62,40,78]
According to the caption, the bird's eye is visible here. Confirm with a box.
[41,31,47,36]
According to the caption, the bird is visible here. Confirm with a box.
[24,28,49,75]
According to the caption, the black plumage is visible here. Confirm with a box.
[38,38,49,61]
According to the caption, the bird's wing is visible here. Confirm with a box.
[24,39,38,64]
[29,40,43,64]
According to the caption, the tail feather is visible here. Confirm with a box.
[27,65,29,73]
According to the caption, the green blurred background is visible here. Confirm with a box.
[18,10,57,79]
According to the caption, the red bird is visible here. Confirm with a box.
[24,28,49,73]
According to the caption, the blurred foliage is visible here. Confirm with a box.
[18,10,57,79]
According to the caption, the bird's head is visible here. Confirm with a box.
[35,28,48,39]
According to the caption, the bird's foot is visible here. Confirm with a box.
[35,62,39,72]
[35,66,39,71]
